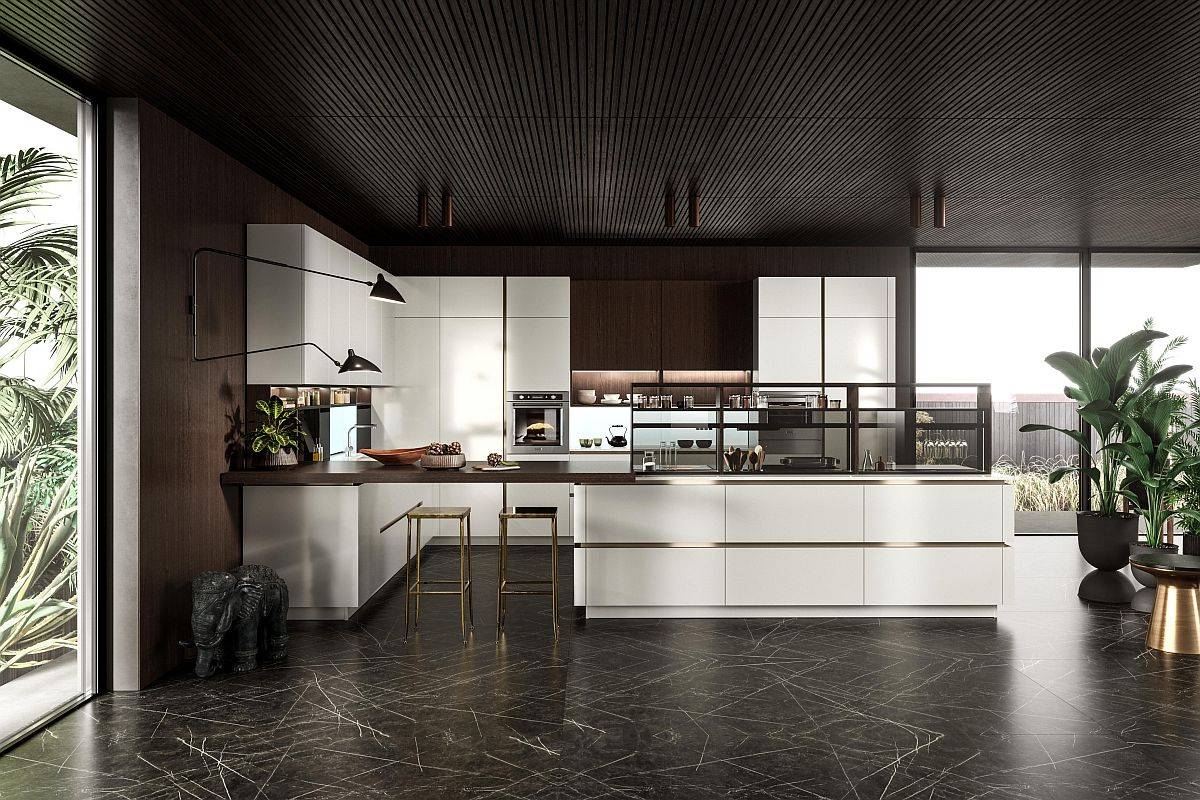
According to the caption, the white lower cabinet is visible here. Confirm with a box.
[244,486,360,615]
[864,547,1004,606]
[865,484,1004,542]
[505,482,571,539]
[584,485,724,543]
[725,485,864,542]
[357,483,437,606]
[585,548,725,606]
[726,548,864,605]
[437,482,503,540]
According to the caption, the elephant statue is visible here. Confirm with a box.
[190,565,289,677]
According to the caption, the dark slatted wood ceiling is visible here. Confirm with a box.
[4,0,1200,247]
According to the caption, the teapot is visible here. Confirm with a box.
[605,425,628,448]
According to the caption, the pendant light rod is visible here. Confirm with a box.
[665,190,676,227]
[417,192,429,228]
[910,191,922,228]
[933,191,947,228]
[442,192,454,227]
[688,192,700,227]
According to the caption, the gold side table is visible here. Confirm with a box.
[497,506,560,639]
[1129,552,1200,654]
[402,506,474,640]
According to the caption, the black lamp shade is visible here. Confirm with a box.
[368,273,406,304]
[338,349,382,374]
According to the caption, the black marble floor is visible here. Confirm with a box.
[2,539,1200,799]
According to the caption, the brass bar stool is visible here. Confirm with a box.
[403,506,474,640]
[497,506,559,638]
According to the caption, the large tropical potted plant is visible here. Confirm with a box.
[1176,380,1200,557]
[1020,329,1188,570]
[1107,392,1198,585]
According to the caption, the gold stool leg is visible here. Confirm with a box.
[496,516,506,629]
[465,512,474,629]
[458,517,467,640]
[1146,576,1200,654]
[550,514,559,640]
[403,516,413,641]
[500,517,509,627]
[414,518,422,629]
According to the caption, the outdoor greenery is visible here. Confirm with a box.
[0,147,79,674]
[993,454,1080,512]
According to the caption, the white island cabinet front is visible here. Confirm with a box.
[575,478,1014,618]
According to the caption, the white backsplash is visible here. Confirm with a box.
[570,405,631,451]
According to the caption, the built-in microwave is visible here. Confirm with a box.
[505,391,569,457]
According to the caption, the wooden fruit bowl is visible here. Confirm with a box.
[359,447,425,466]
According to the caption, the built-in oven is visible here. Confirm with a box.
[505,391,569,457]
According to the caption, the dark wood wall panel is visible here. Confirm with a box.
[7,1,1200,246]
[134,100,366,688]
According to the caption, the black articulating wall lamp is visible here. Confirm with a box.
[188,246,405,372]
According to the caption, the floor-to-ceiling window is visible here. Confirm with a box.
[0,52,95,749]
[916,252,1081,532]
[1092,252,1200,371]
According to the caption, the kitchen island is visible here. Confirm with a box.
[224,462,1013,621]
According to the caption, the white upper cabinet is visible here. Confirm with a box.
[391,277,440,317]
[247,224,306,383]
[756,316,822,382]
[439,316,503,458]
[440,277,503,317]
[824,276,894,317]
[347,252,391,386]
[756,277,821,317]
[507,317,570,390]
[246,224,390,385]
[506,277,570,317]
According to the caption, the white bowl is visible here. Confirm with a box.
[602,393,620,400]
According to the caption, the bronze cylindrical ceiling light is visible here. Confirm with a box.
[442,192,454,227]
[665,190,676,227]
[417,192,429,228]
[689,192,700,227]
[933,191,946,228]
[910,192,922,228]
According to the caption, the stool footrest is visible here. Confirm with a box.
[500,589,553,596]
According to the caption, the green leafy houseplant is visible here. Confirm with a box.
[1173,380,1200,549]
[250,396,299,466]
[1107,392,1199,549]
[1019,329,1187,516]
[0,147,80,675]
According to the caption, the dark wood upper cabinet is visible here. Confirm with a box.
[570,280,662,370]
[571,279,752,371]
[660,280,753,370]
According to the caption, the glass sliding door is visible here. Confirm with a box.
[0,52,95,748]
[915,252,1081,532]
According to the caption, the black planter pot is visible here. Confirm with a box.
[1129,542,1179,587]
[1076,512,1138,571]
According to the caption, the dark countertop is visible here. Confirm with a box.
[221,460,636,486]
[221,460,1008,486]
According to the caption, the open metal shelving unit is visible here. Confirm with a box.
[629,382,992,476]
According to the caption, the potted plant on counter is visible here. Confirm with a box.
[249,396,299,469]
[1021,329,1187,571]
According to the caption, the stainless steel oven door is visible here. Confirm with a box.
[506,392,569,455]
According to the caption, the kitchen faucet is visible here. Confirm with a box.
[346,423,377,458]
